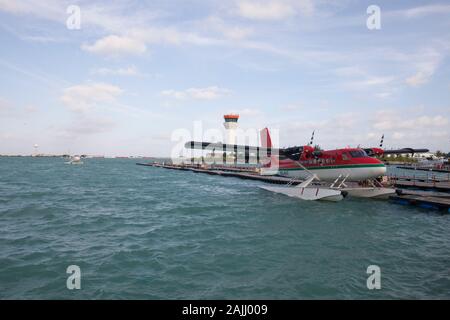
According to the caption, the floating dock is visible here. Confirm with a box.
[397,165,450,173]
[391,180,450,193]
[137,162,304,185]
[390,194,450,212]
[389,175,449,183]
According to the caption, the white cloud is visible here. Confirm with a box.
[130,27,223,47]
[405,73,428,87]
[61,83,123,113]
[161,90,187,100]
[229,108,262,116]
[0,97,41,120]
[373,112,448,131]
[402,4,450,18]
[201,16,253,41]
[0,0,60,17]
[333,65,399,94]
[0,96,10,111]
[280,103,304,111]
[91,66,139,76]
[343,75,395,90]
[82,35,147,56]
[65,116,116,135]
[0,0,330,64]
[0,97,14,118]
[81,27,223,57]
[235,0,314,20]
[374,92,392,99]
[21,35,64,43]
[162,86,231,100]
[333,66,365,77]
[405,49,442,87]
[392,132,405,140]
[360,76,395,87]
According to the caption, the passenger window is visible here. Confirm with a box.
[349,150,368,158]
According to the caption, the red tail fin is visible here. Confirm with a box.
[259,128,278,170]
[260,127,272,148]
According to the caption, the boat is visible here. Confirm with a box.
[65,155,84,165]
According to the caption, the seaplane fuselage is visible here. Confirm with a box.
[264,147,386,181]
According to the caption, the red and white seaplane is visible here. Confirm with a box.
[185,129,428,201]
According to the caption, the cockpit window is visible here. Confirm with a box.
[349,150,368,158]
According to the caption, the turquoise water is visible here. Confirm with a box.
[0,157,449,299]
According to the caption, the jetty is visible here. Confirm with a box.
[397,165,450,174]
[136,162,303,185]
[389,179,450,193]
[389,194,450,212]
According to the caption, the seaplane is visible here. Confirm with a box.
[185,129,429,201]
[65,155,84,165]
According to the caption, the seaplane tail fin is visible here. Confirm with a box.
[259,128,279,173]
[260,128,272,148]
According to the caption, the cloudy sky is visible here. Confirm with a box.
[0,0,449,156]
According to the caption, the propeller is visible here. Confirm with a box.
[280,146,304,161]
[379,134,384,148]
[309,130,315,146]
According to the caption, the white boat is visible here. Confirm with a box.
[65,156,84,165]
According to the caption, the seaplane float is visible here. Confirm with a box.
[185,129,428,201]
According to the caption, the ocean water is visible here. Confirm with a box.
[0,157,449,299]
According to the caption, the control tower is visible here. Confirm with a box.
[223,114,239,145]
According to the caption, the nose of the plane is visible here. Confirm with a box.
[372,158,386,176]
[377,164,387,175]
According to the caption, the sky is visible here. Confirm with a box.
[0,0,449,156]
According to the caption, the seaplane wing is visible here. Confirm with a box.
[382,148,429,155]
[363,147,429,156]
[184,141,308,160]
[184,141,280,156]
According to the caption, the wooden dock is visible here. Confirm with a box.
[397,165,450,173]
[389,175,449,183]
[136,162,303,185]
[390,194,450,212]
[398,189,450,198]
[391,180,450,193]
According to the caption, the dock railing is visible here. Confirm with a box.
[388,170,450,184]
